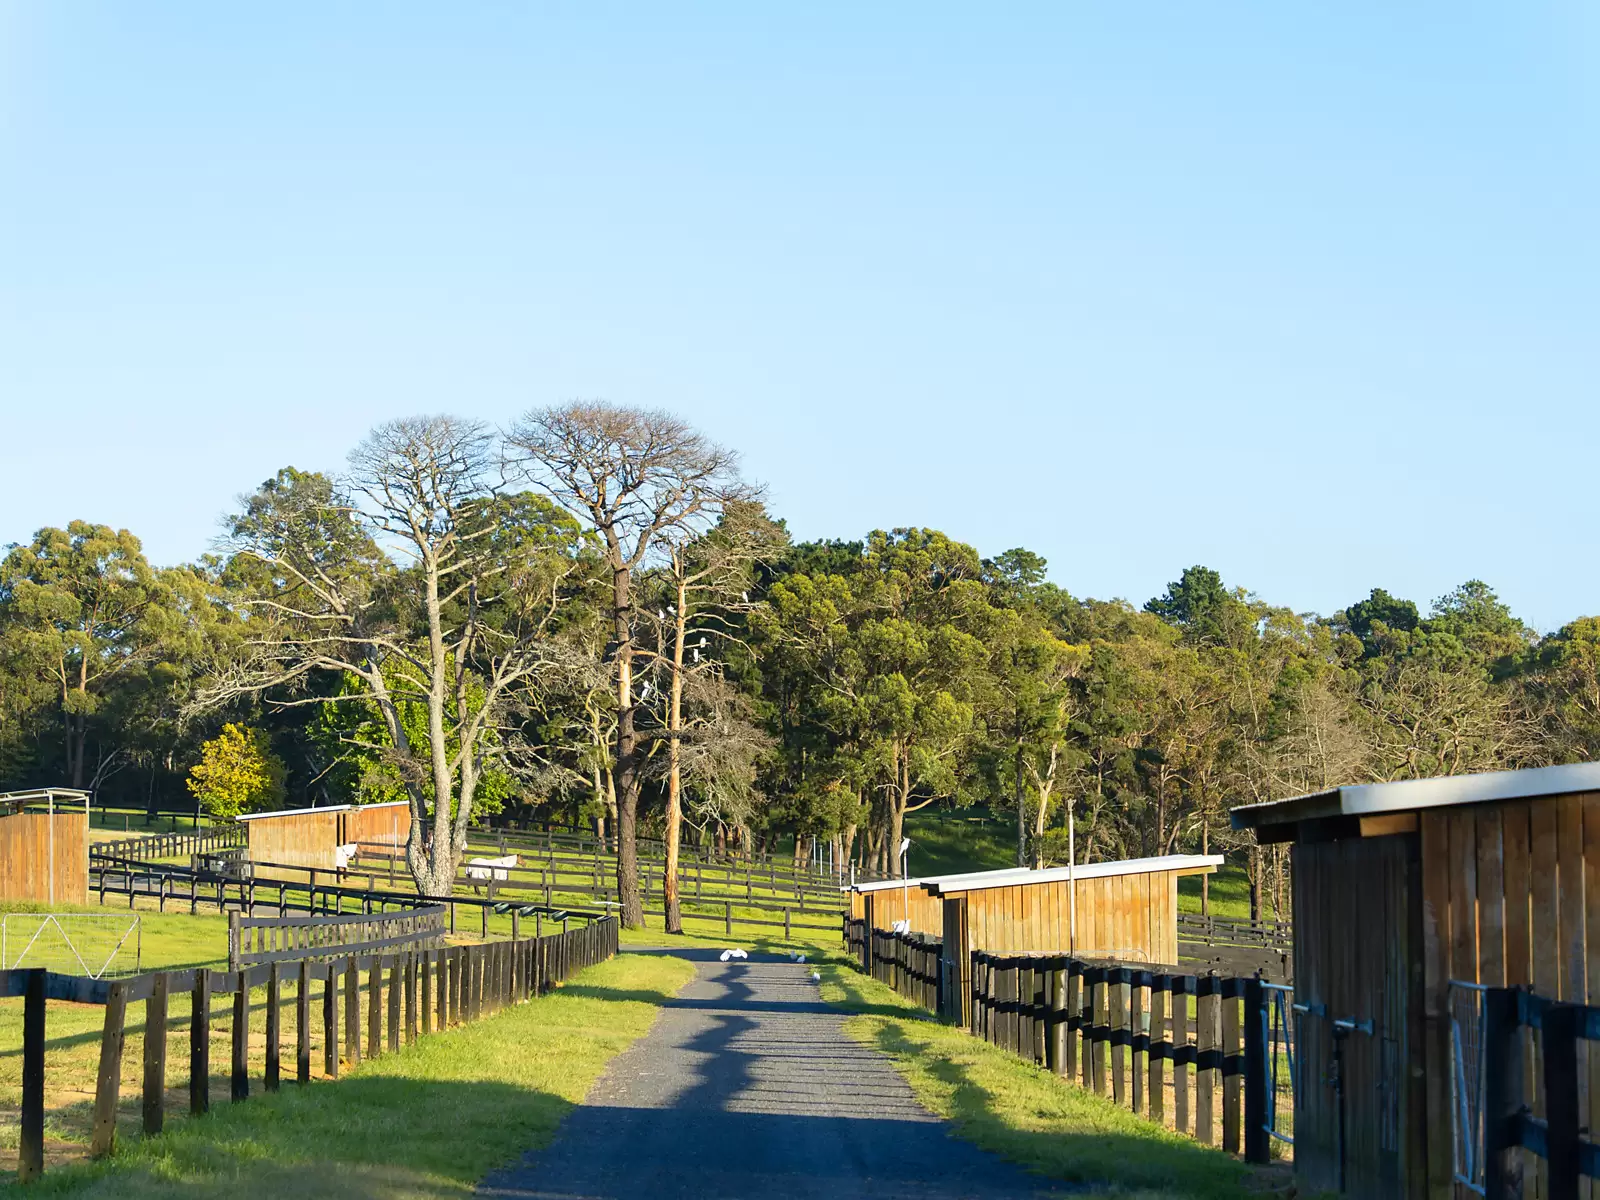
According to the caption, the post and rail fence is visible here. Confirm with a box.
[227,905,448,971]
[6,914,619,1183]
[1450,982,1600,1200]
[844,916,1289,1166]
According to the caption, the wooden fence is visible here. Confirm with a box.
[865,926,944,1013]
[844,917,1280,1165]
[1478,986,1600,1198]
[92,825,246,864]
[5,915,619,1182]
[1176,913,1294,982]
[89,858,607,940]
[228,905,447,970]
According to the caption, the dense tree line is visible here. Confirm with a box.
[3,405,1598,925]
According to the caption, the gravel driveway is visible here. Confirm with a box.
[477,949,1064,1199]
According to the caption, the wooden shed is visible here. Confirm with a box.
[238,804,350,871]
[340,799,411,851]
[1230,761,1600,1200]
[848,867,1032,935]
[0,789,90,906]
[923,854,1220,1030]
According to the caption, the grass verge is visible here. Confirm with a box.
[1,951,695,1198]
[817,958,1285,1200]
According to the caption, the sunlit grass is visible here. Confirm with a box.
[0,952,695,1198]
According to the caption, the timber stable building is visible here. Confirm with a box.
[238,800,411,872]
[0,788,89,906]
[1232,760,1600,1200]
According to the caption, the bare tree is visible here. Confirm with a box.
[505,403,754,928]
[200,418,581,895]
[640,501,782,932]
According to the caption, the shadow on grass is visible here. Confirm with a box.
[863,1017,1257,1200]
[1,1075,572,1199]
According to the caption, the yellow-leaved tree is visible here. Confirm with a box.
[186,723,286,820]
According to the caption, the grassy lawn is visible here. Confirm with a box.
[1176,866,1254,920]
[817,957,1289,1199]
[903,808,1016,876]
[1,951,695,1198]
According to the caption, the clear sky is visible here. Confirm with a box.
[2,3,1596,631]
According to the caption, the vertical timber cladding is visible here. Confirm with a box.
[1291,832,1420,1200]
[0,811,89,904]
[241,807,347,871]
[339,801,411,851]
[1418,792,1600,1200]
[936,861,1204,963]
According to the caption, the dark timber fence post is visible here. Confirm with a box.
[1483,987,1525,1200]
[1243,977,1270,1164]
[265,963,281,1091]
[144,972,169,1136]
[19,970,45,1182]
[191,968,211,1115]
[296,960,311,1084]
[1544,1002,1581,1200]
[323,964,338,1079]
[231,972,249,1101]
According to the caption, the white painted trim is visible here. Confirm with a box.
[237,804,352,821]
[923,854,1225,896]
[1230,761,1600,830]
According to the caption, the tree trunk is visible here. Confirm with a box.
[1199,824,1210,917]
[664,575,686,935]
[1014,738,1026,868]
[612,565,644,928]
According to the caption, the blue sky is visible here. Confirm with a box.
[2,3,1596,631]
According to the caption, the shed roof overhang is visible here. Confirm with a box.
[1230,761,1600,841]
[0,788,91,814]
[846,866,1035,895]
[921,853,1223,897]
[237,804,352,822]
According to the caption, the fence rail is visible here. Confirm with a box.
[1451,983,1600,1199]
[5,915,619,1183]
[91,825,246,863]
[844,917,1285,1165]
[228,905,447,970]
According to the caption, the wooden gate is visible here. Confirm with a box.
[1293,833,1423,1198]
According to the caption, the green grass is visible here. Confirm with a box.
[1176,866,1253,920]
[2,951,696,1198]
[817,957,1287,1199]
[903,808,1017,876]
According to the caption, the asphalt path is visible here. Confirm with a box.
[477,949,1065,1200]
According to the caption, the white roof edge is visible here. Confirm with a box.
[1231,762,1600,829]
[349,799,411,810]
[0,788,92,803]
[238,804,353,821]
[926,854,1225,895]
[848,866,1036,894]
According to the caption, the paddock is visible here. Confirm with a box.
[0,789,90,906]
[1231,760,1600,1200]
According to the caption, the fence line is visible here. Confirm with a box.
[228,905,447,970]
[91,825,246,863]
[844,916,1283,1165]
[1450,984,1600,1199]
[6,915,619,1183]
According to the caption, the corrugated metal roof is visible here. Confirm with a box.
[922,853,1224,896]
[1230,761,1600,831]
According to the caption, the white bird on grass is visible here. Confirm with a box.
[810,972,821,983]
